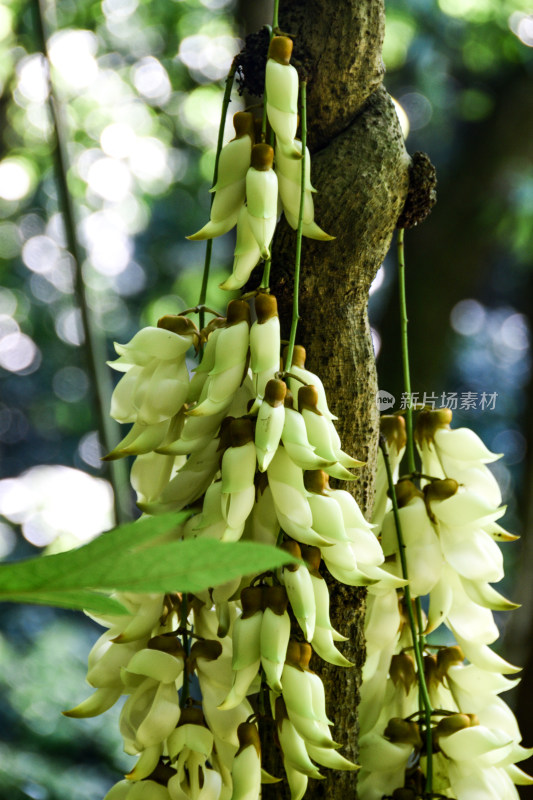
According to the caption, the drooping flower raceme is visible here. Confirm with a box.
[358,409,531,799]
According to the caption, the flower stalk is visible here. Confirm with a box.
[198,59,238,332]
[397,228,416,475]
[284,80,307,372]
[379,436,434,794]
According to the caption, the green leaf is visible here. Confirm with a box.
[66,539,300,595]
[0,512,190,613]
[0,590,129,615]
[0,511,299,611]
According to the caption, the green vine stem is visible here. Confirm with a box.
[272,0,280,31]
[260,258,271,289]
[380,437,434,795]
[198,59,238,333]
[180,592,190,708]
[32,0,131,525]
[397,228,416,475]
[284,80,307,372]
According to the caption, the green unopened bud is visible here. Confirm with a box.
[384,718,423,749]
[268,35,293,65]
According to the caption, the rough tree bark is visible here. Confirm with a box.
[242,2,411,797]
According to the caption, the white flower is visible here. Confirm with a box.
[245,144,278,259]
[187,112,253,242]
[220,205,262,291]
[265,36,300,158]
[275,140,333,241]
[109,320,198,426]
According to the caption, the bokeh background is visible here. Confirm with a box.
[1,0,533,797]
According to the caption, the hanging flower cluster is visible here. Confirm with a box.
[66,294,402,799]
[358,409,532,800]
[67,26,405,800]
[67,10,531,800]
[189,35,332,293]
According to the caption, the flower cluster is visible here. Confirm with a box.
[189,35,332,292]
[358,410,532,800]
[67,290,403,799]
[67,27,386,796]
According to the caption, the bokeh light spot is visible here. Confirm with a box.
[0,332,41,374]
[450,299,486,336]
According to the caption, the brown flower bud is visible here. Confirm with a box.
[415,408,453,447]
[263,584,289,615]
[390,653,417,694]
[236,721,261,755]
[251,143,274,171]
[226,299,251,326]
[394,479,423,508]
[229,418,254,447]
[281,539,302,572]
[241,585,265,618]
[178,706,205,727]
[381,414,407,451]
[300,544,321,577]
[284,389,295,409]
[424,478,459,504]
[268,35,293,65]
[265,378,287,408]
[255,292,278,323]
[434,713,473,743]
[148,633,186,660]
[303,469,330,496]
[298,385,321,415]
[436,646,465,680]
[384,718,423,749]
[233,111,255,140]
[157,315,199,339]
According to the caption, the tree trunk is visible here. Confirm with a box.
[258,2,410,797]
